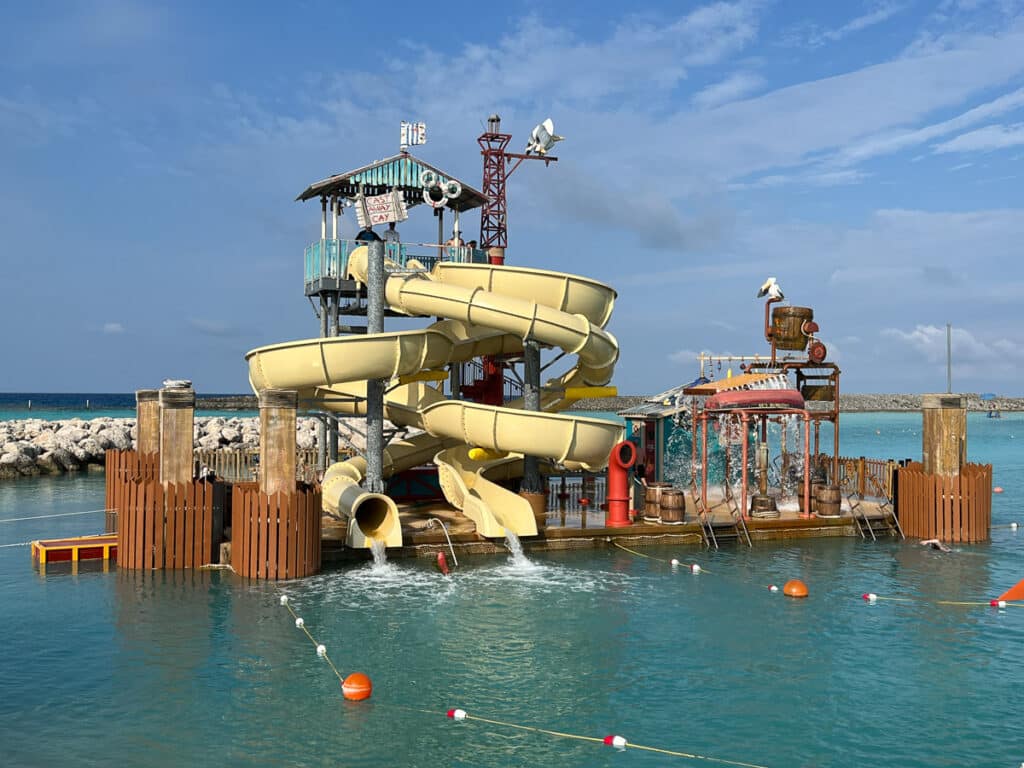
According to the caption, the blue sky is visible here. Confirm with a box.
[2,0,1022,395]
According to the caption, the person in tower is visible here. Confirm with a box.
[382,221,400,244]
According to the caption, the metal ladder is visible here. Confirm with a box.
[847,492,905,541]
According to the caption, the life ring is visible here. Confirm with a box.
[705,388,805,411]
[423,186,447,209]
[443,180,462,199]
[419,169,439,188]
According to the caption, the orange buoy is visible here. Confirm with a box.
[783,579,808,598]
[342,672,373,701]
[994,487,1004,494]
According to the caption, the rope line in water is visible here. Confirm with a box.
[612,540,710,571]
[279,597,769,767]
[862,593,1024,608]
[0,508,112,524]
[280,598,346,684]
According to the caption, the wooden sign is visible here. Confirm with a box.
[355,189,409,228]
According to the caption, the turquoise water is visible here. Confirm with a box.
[0,392,256,421]
[1,413,1022,767]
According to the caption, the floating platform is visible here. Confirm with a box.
[321,494,895,562]
[31,534,118,567]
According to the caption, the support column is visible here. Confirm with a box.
[518,340,546,522]
[365,239,386,494]
[449,362,462,400]
[159,385,195,485]
[135,389,160,455]
[318,294,329,473]
[259,389,297,496]
[488,246,506,266]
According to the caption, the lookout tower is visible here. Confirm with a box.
[295,153,488,471]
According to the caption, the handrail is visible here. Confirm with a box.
[304,238,488,286]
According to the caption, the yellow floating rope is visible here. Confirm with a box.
[612,540,710,571]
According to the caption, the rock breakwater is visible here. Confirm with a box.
[0,416,390,480]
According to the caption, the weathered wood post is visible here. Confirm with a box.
[922,394,966,476]
[159,385,195,485]
[135,389,160,455]
[259,389,297,496]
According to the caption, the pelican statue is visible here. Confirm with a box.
[757,277,784,301]
[525,118,564,156]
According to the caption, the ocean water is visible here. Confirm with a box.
[0,392,256,421]
[0,412,1022,767]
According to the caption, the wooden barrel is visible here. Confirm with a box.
[644,482,672,522]
[644,482,672,505]
[660,489,685,523]
[815,484,841,517]
[771,306,814,351]
[809,480,826,512]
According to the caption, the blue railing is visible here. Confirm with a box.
[304,239,488,286]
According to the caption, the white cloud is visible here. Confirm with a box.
[102,322,125,334]
[934,121,1024,152]
[882,324,1024,364]
[692,71,765,109]
[816,2,907,44]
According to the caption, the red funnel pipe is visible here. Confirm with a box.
[606,441,636,528]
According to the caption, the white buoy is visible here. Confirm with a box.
[670,558,680,567]
[769,585,779,592]
[280,595,289,605]
[691,564,701,574]
[295,617,304,628]
[316,644,326,657]
[1012,522,1019,531]
[864,593,878,603]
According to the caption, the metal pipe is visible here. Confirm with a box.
[520,339,542,494]
[365,239,386,493]
[331,196,338,240]
[605,441,635,527]
[803,413,811,518]
[741,414,749,520]
[427,517,459,566]
[320,195,327,240]
[701,415,708,510]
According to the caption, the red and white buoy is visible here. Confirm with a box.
[603,735,627,748]
[446,708,468,721]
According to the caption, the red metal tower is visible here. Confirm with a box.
[477,114,557,266]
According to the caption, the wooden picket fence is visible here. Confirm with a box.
[231,484,321,580]
[896,462,991,542]
[105,449,160,533]
[194,448,329,483]
[813,453,895,499]
[116,479,217,569]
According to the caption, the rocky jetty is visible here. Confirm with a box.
[0,415,390,480]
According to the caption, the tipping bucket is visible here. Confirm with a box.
[660,489,685,524]
[815,484,841,517]
[771,306,814,351]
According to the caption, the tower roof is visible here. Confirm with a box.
[296,152,487,213]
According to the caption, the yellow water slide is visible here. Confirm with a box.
[246,247,623,547]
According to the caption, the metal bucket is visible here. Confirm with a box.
[771,306,814,351]
[660,489,685,524]
[815,484,841,517]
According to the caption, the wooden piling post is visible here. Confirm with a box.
[922,394,966,476]
[259,389,297,496]
[159,385,195,485]
[135,389,160,455]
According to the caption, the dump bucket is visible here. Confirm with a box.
[771,306,814,351]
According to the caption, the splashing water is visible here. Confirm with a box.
[503,529,531,568]
[370,539,387,567]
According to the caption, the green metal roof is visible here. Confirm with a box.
[296,152,488,212]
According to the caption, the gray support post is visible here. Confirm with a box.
[520,340,543,493]
[327,292,339,463]
[317,294,329,472]
[449,362,462,400]
[365,239,386,493]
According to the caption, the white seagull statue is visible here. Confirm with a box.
[525,118,564,156]
[757,277,784,301]
[757,276,786,301]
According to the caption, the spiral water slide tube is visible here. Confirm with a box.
[246,247,624,548]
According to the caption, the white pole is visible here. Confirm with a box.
[331,196,338,240]
[320,196,327,240]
